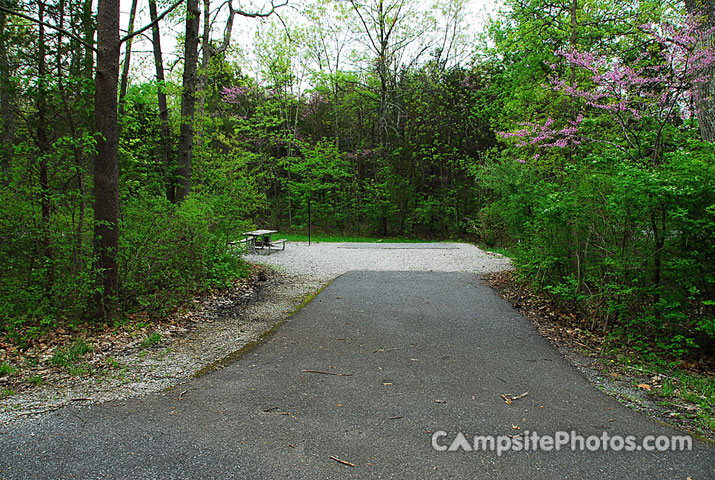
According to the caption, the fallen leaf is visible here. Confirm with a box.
[637,384,652,391]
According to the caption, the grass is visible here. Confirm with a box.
[275,233,441,243]
[140,332,162,349]
[476,243,517,258]
[0,388,15,398]
[605,354,715,437]
[50,339,94,376]
[0,362,17,376]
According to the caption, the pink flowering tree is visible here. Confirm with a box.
[499,12,715,166]
[220,84,260,121]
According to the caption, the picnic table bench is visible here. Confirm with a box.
[231,230,287,255]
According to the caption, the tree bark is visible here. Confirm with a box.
[0,6,15,186]
[148,0,174,202]
[118,0,138,116]
[37,1,54,288]
[685,0,715,142]
[82,0,94,79]
[176,0,200,202]
[198,0,211,118]
[93,0,121,317]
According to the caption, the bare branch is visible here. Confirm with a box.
[349,0,380,55]
[272,10,292,42]
[214,0,236,55]
[235,0,288,18]
[0,5,97,51]
[121,0,186,45]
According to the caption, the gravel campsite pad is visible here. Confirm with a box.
[248,241,511,281]
[0,242,508,423]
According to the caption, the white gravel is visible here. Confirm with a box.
[247,241,511,281]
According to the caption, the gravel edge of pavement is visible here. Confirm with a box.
[0,272,327,425]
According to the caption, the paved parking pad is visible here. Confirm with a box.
[1,271,712,479]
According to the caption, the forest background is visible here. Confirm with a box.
[1,0,714,368]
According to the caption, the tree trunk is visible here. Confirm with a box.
[197,0,211,119]
[82,0,94,79]
[176,0,200,202]
[56,0,89,274]
[0,6,15,186]
[685,0,715,142]
[67,0,81,77]
[93,0,121,317]
[118,0,138,116]
[37,1,54,288]
[197,0,237,116]
[148,0,174,202]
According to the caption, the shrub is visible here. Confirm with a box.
[478,145,715,354]
[119,192,250,315]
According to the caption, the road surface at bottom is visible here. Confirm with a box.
[1,271,712,479]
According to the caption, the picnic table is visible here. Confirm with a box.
[238,229,287,255]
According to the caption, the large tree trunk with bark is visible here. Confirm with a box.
[176,0,200,202]
[148,0,174,202]
[0,6,15,186]
[93,0,120,317]
[685,0,715,142]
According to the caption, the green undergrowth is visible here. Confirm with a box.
[50,339,95,376]
[601,347,715,436]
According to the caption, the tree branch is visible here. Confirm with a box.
[121,0,186,45]
[214,0,236,55]
[235,0,289,19]
[0,5,97,51]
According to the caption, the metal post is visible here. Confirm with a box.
[308,194,312,246]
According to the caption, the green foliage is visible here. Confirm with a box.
[472,0,715,359]
[287,139,356,230]
[278,233,435,243]
[140,332,162,349]
[119,82,170,196]
[0,166,94,344]
[1,0,711,370]
[479,144,715,352]
[51,339,94,370]
[0,362,17,376]
[119,192,250,315]
[0,388,16,399]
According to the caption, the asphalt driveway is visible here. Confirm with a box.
[1,271,712,479]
